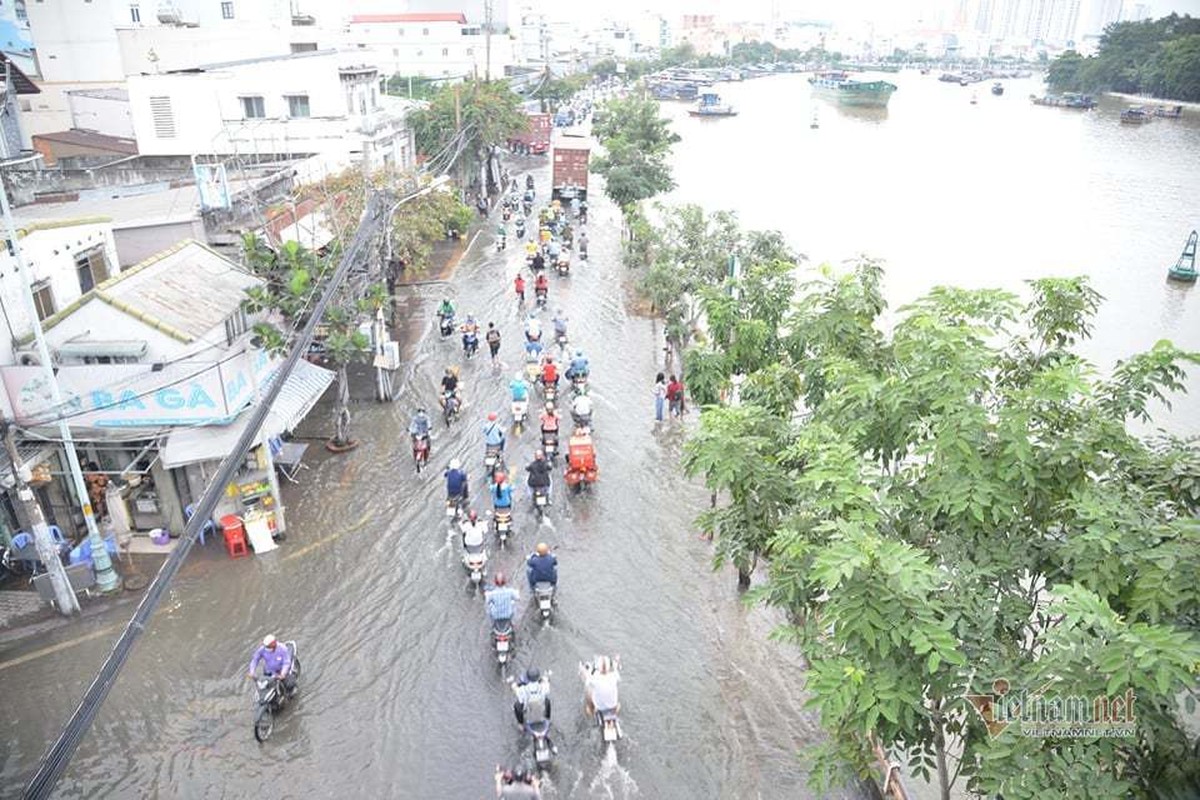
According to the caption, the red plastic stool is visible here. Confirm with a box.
[221,514,249,559]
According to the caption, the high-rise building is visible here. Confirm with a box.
[1080,0,1123,37]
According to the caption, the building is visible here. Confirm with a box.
[0,217,120,367]
[0,52,40,159]
[0,240,334,543]
[126,50,416,172]
[345,12,518,80]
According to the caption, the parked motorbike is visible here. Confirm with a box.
[512,399,528,430]
[532,486,550,520]
[252,641,301,743]
[494,508,514,548]
[462,543,487,586]
[533,582,555,621]
[492,619,515,665]
[412,434,430,472]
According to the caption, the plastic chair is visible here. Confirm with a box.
[47,525,67,546]
[184,504,216,546]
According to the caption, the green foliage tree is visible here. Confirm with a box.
[591,94,680,213]
[1047,14,1200,100]
[682,264,1200,798]
[409,79,527,185]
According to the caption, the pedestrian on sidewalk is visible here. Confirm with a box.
[653,372,667,422]
[666,375,684,418]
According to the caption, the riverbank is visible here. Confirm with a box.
[1106,91,1200,110]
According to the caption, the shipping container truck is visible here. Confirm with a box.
[513,112,552,155]
[551,142,589,202]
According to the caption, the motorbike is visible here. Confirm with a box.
[542,432,559,463]
[533,582,555,621]
[412,434,431,472]
[443,391,459,426]
[462,542,488,586]
[579,243,588,261]
[524,355,541,384]
[512,399,528,430]
[446,493,467,521]
[494,508,514,548]
[555,333,569,355]
[522,200,533,217]
[535,289,548,310]
[596,707,622,744]
[527,719,555,769]
[502,207,512,222]
[463,332,479,359]
[484,444,504,482]
[516,221,526,240]
[496,235,507,252]
[571,410,593,432]
[532,485,550,520]
[555,256,570,277]
[571,373,589,395]
[543,380,557,404]
[492,618,515,665]
[438,314,455,339]
[252,641,301,742]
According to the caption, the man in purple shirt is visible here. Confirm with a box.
[248,634,296,697]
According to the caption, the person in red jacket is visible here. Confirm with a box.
[666,375,684,418]
[514,273,526,303]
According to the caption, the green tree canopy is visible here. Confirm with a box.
[591,94,680,212]
[409,79,527,175]
[1048,14,1200,100]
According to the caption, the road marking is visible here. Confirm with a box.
[0,625,118,672]
[281,511,373,561]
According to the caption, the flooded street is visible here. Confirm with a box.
[0,155,833,798]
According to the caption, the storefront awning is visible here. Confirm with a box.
[160,360,334,469]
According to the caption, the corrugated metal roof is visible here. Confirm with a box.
[93,240,260,342]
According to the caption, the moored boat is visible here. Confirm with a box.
[1153,104,1184,119]
[688,92,737,117]
[1120,106,1153,124]
[809,70,897,108]
[1030,92,1097,109]
[991,82,1004,96]
[1167,230,1198,283]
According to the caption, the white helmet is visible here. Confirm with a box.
[449,458,462,470]
[262,634,278,648]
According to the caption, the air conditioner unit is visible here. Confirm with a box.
[157,4,183,24]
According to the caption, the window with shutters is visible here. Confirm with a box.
[31,281,55,321]
[75,247,110,294]
[221,1,234,19]
[149,96,175,138]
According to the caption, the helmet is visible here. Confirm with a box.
[545,402,555,412]
[535,542,550,556]
[262,634,278,648]
[449,458,462,470]
[468,509,478,522]
[494,572,507,586]
[487,411,498,421]
[416,407,426,415]
[488,321,495,329]
[444,367,453,376]
[556,308,564,316]
[596,655,613,673]
[534,449,545,461]
[525,666,541,682]
[575,349,583,358]
[494,472,507,484]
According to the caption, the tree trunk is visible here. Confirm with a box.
[932,699,951,800]
[737,566,752,591]
[332,364,351,446]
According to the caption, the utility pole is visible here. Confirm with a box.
[484,0,494,81]
[453,82,463,192]
[2,422,77,614]
[0,171,120,595]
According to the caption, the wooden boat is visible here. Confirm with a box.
[1120,106,1153,124]
[1167,230,1197,283]
[1153,104,1184,119]
[991,82,1004,96]
[1030,92,1097,109]
[688,92,737,117]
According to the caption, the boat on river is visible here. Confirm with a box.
[1167,230,1198,283]
[991,82,1004,96]
[1154,104,1184,119]
[1030,92,1097,109]
[1120,106,1153,124]
[809,71,897,108]
[688,92,737,117]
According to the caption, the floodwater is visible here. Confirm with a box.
[0,154,836,798]
[660,71,1200,435]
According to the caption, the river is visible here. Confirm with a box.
[659,71,1200,434]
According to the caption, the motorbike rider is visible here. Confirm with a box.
[540,402,560,441]
[445,458,469,503]
[534,273,549,303]
[485,572,520,627]
[409,407,432,452]
[492,471,514,512]
[571,392,594,429]
[437,297,455,325]
[566,348,590,380]
[551,311,568,342]
[546,239,561,263]
[248,634,296,697]
[524,313,542,343]
[483,411,507,453]
[526,449,553,502]
[486,322,502,362]
[496,223,508,249]
[440,367,460,412]
[580,655,621,718]
[540,355,559,388]
[526,542,558,591]
[460,315,480,355]
[578,230,588,258]
[531,250,545,273]
[512,665,553,738]
[514,272,526,303]
[511,372,530,405]
[461,508,488,549]
[495,766,541,799]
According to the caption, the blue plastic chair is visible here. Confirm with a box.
[184,504,216,546]
[48,525,67,546]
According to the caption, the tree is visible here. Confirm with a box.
[409,79,528,188]
[591,94,680,213]
[684,265,1200,798]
